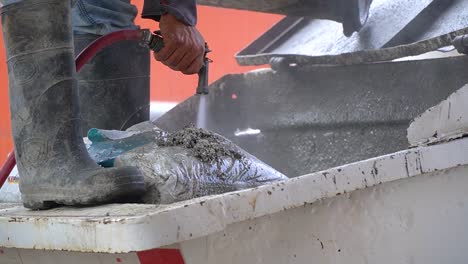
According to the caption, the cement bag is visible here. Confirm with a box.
[88,122,288,204]
[86,125,162,167]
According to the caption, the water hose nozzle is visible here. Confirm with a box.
[196,65,209,95]
[197,44,211,95]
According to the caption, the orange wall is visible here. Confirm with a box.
[0,2,282,165]
[144,5,282,102]
[0,29,10,167]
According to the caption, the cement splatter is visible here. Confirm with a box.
[157,127,244,163]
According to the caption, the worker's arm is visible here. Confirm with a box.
[142,0,197,26]
[142,0,205,75]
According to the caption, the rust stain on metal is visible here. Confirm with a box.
[322,172,329,179]
[176,225,181,240]
[448,101,452,120]
[8,217,25,223]
[372,161,379,178]
[84,218,127,225]
[248,195,258,211]
[404,155,410,177]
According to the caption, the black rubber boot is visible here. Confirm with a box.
[74,34,150,135]
[341,0,373,37]
[1,0,146,209]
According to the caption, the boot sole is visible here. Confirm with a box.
[21,165,146,210]
[22,180,146,210]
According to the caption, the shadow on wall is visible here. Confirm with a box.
[0,2,282,165]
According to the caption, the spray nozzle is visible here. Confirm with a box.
[196,43,211,95]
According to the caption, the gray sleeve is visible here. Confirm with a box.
[142,0,197,26]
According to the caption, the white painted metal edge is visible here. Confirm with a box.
[0,137,467,253]
[408,84,468,146]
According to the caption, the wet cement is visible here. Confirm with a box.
[157,127,244,163]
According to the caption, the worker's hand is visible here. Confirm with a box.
[155,13,205,75]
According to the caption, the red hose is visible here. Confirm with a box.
[0,29,144,190]
[0,151,15,189]
[75,29,143,71]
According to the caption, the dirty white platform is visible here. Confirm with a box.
[0,136,467,252]
[1,85,468,263]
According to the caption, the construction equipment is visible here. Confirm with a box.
[197,0,373,36]
[1,0,468,262]
[1,84,468,263]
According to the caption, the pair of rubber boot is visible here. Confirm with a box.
[1,0,149,209]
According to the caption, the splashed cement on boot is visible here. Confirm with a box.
[115,125,288,204]
[157,127,244,163]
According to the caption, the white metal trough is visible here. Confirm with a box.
[0,84,467,264]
